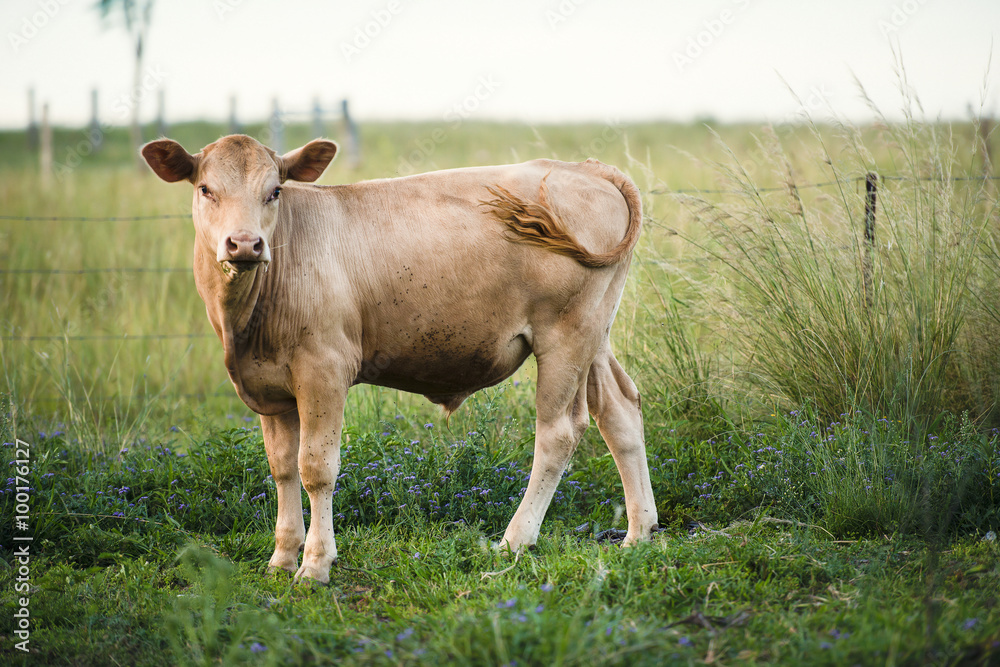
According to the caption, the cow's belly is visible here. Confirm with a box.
[355,328,532,396]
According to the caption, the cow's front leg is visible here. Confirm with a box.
[293,384,347,585]
[261,409,304,573]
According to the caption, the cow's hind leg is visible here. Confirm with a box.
[260,409,304,573]
[500,354,591,552]
[587,346,658,545]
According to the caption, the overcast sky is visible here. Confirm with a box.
[2,0,998,129]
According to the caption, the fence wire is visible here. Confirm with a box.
[648,173,999,195]
[2,171,997,346]
[29,391,237,405]
[0,214,190,222]
[1,267,190,276]
[1,333,214,342]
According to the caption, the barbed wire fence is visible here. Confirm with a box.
[3,172,998,405]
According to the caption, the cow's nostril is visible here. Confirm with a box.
[252,238,263,255]
[226,236,239,253]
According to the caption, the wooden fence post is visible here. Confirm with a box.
[271,97,283,154]
[312,96,324,139]
[156,89,168,138]
[229,95,240,134]
[40,102,52,186]
[862,172,878,309]
[341,98,361,169]
[27,88,38,151]
[89,89,103,152]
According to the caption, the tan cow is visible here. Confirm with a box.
[141,134,658,584]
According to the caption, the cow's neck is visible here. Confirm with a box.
[193,242,274,413]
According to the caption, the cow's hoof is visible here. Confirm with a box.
[267,564,296,577]
[493,539,534,556]
[620,524,661,547]
[492,540,515,555]
[293,563,330,586]
[267,554,299,574]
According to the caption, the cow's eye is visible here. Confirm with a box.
[266,187,281,204]
[199,185,211,198]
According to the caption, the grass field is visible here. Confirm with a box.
[1,107,999,665]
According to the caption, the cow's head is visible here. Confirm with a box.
[141,134,338,274]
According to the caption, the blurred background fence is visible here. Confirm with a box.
[24,87,364,181]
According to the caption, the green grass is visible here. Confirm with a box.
[1,405,998,665]
[2,101,1000,663]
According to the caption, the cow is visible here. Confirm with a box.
[141,134,658,584]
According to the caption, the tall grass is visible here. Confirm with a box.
[673,105,998,429]
[3,112,998,461]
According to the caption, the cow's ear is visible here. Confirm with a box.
[280,139,338,183]
[142,139,198,183]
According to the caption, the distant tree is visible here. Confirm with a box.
[96,0,155,169]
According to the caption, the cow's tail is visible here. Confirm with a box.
[482,159,642,269]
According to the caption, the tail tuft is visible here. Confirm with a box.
[482,165,641,268]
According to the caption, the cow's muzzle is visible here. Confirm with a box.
[218,231,271,270]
